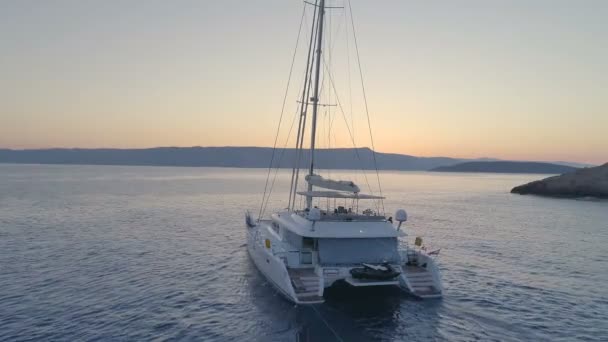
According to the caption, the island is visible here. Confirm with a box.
[511,163,608,198]
[430,161,578,174]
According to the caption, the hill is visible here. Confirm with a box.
[0,147,466,171]
[511,163,608,198]
[430,161,578,174]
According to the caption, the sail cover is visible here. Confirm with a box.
[305,174,360,193]
[296,191,384,199]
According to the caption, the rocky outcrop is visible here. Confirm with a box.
[511,163,608,198]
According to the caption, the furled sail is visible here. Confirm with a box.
[305,174,360,193]
[296,190,384,199]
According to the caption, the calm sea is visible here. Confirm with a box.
[1,164,606,341]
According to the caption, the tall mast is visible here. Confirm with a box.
[288,0,318,211]
[306,0,325,209]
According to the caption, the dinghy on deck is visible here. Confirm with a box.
[350,263,401,280]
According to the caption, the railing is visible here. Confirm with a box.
[319,214,386,222]
[293,210,386,222]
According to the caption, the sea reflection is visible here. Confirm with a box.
[3,165,604,341]
[262,282,440,341]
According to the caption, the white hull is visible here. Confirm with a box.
[245,217,442,304]
[246,225,305,304]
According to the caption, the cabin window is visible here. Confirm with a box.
[317,238,399,265]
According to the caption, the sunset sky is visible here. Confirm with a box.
[1,0,606,164]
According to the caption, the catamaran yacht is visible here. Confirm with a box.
[245,0,442,305]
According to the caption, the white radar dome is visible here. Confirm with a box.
[395,209,408,222]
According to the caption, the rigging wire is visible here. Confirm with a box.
[321,57,375,200]
[262,5,318,218]
[326,10,332,181]
[258,5,307,220]
[344,8,354,143]
[265,0,334,216]
[260,102,301,219]
[343,7,361,191]
[324,9,344,155]
[347,0,385,215]
[292,0,331,211]
[261,1,385,217]
[289,0,320,211]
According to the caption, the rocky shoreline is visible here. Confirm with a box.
[511,163,608,198]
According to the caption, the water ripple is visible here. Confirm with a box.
[1,165,607,341]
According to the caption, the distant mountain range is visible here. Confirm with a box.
[431,161,579,174]
[0,147,593,172]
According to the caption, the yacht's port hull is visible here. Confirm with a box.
[246,227,302,303]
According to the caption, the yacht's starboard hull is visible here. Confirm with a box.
[246,219,324,304]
